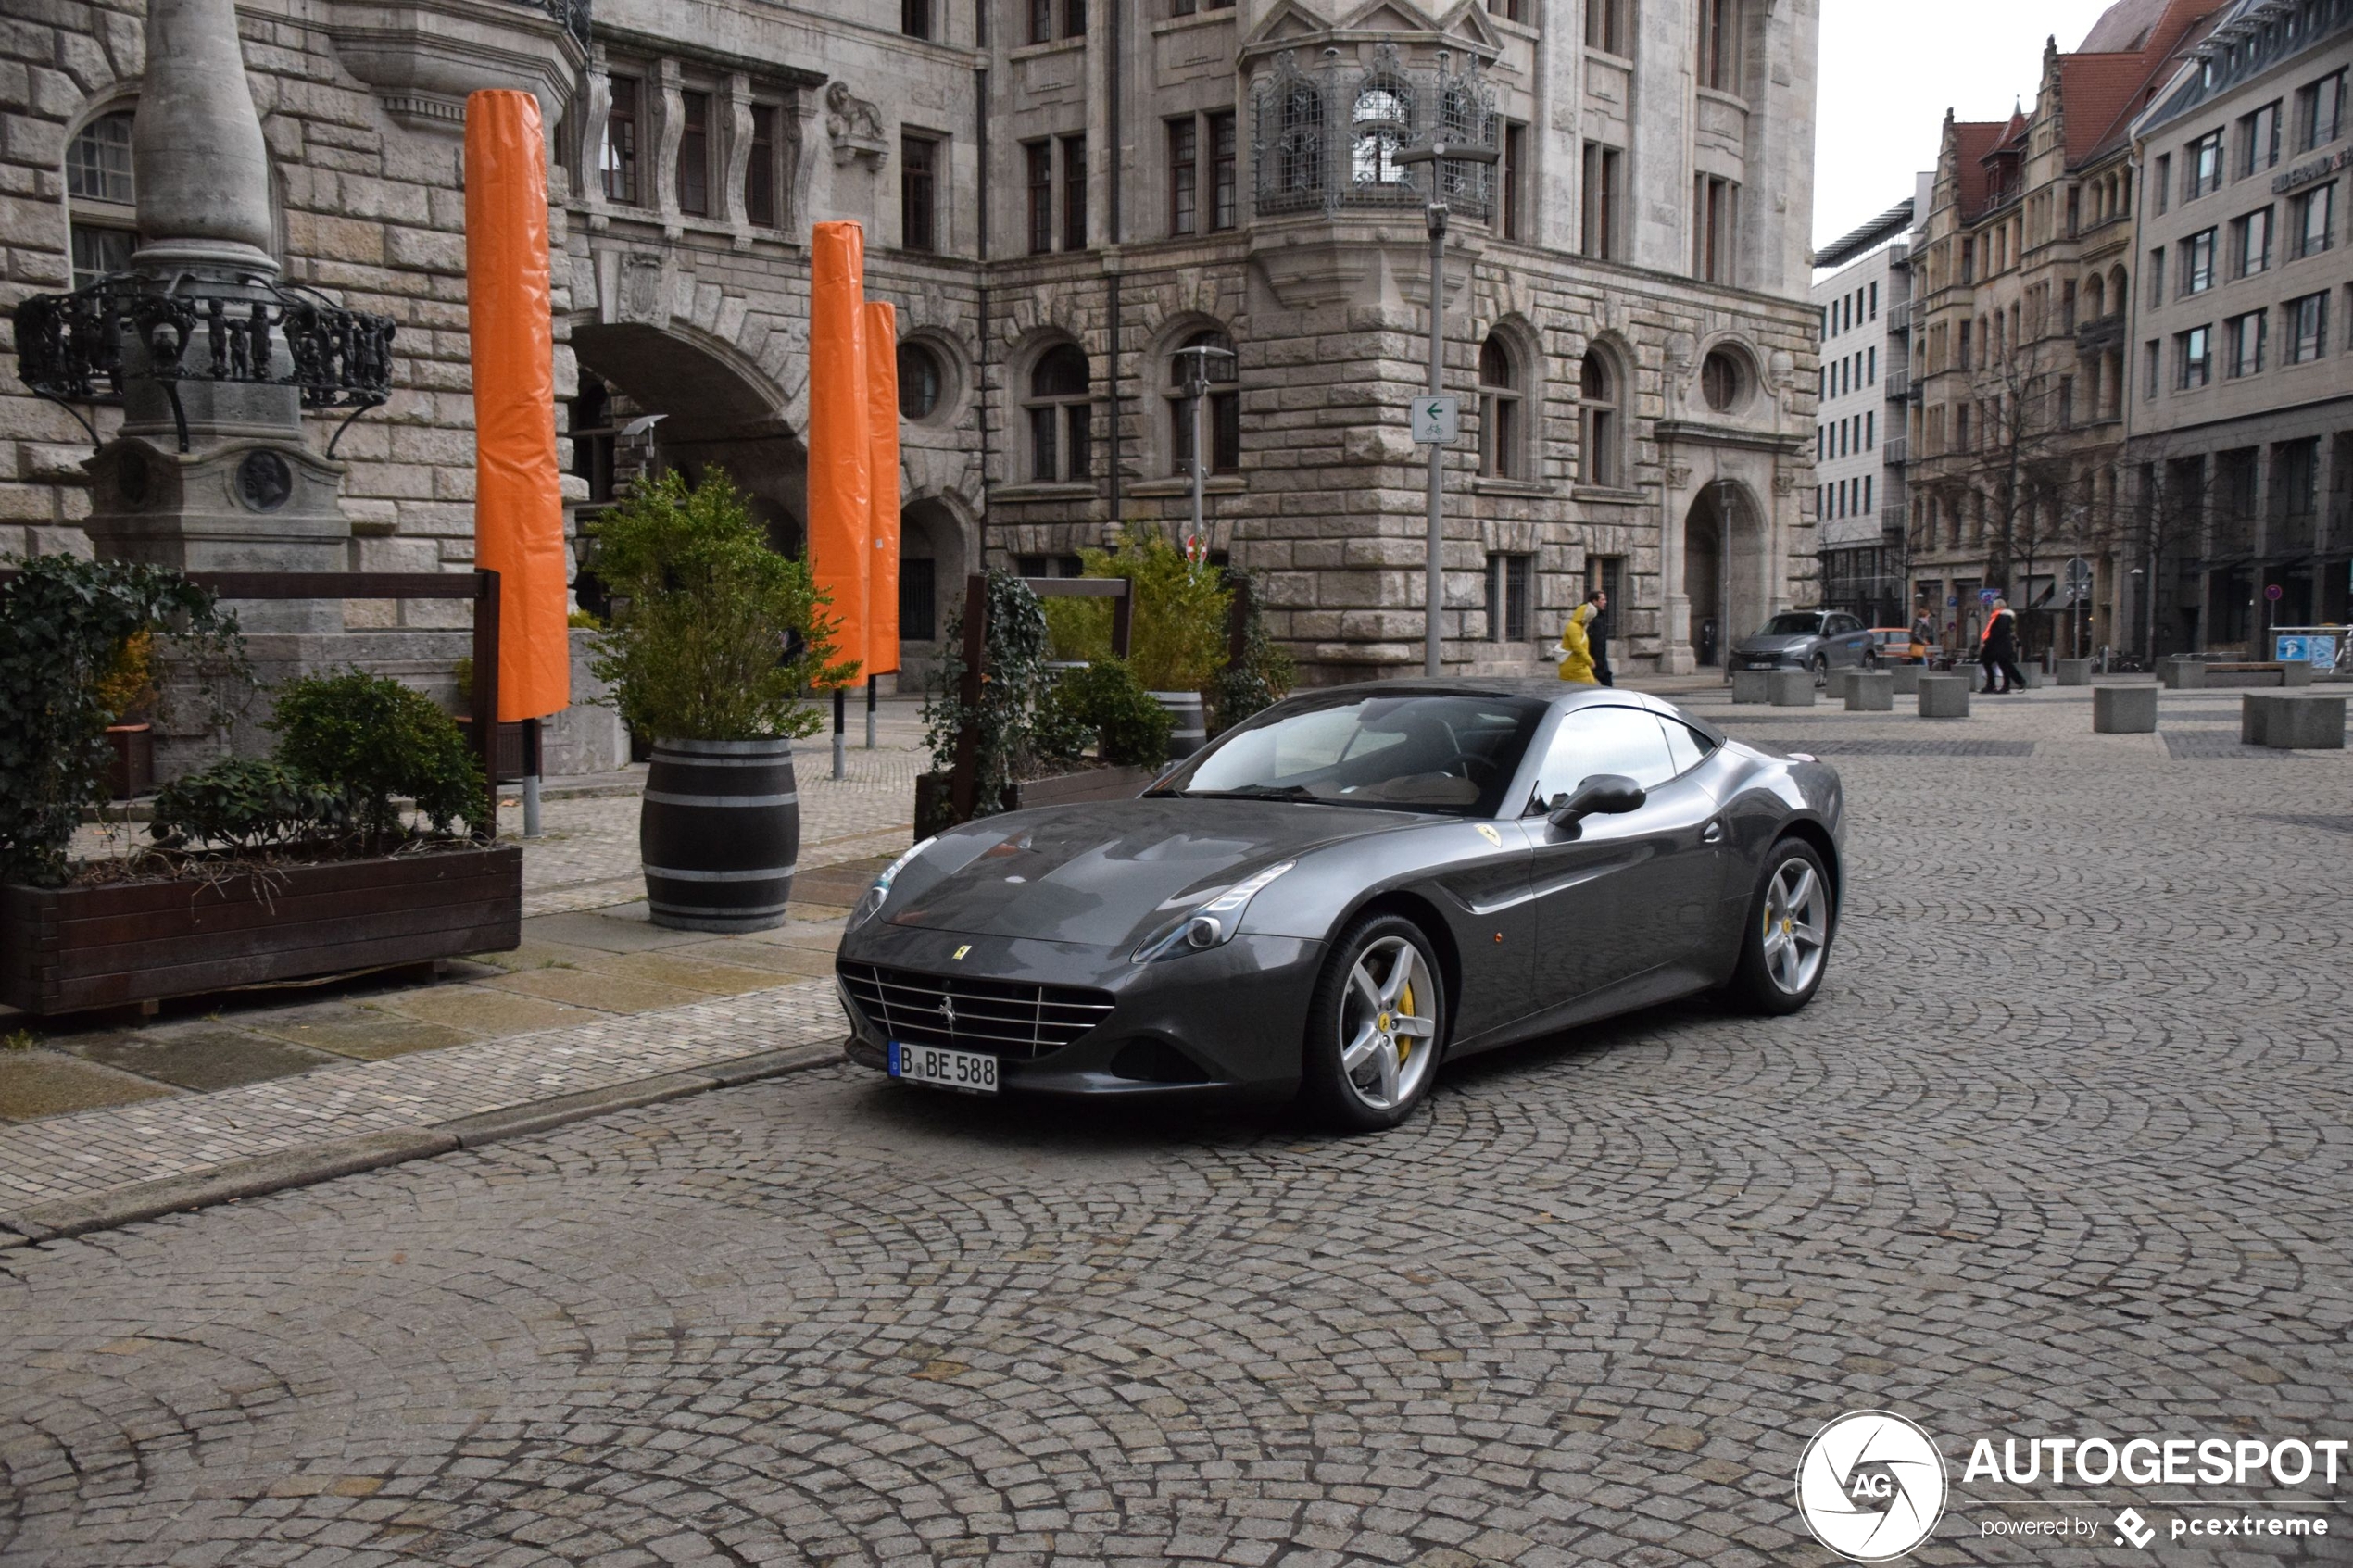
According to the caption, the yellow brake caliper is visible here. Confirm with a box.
[1396,980,1414,1061]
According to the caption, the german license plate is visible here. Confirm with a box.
[889,1041,1000,1094]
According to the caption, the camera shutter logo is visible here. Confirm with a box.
[1795,1411,1947,1562]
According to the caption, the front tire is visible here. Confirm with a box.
[1299,913,1446,1132]
[1728,840,1835,1015]
[1809,654,1830,686]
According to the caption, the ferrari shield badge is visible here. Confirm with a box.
[1476,824,1503,847]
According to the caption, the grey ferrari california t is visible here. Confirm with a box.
[837,679,1843,1131]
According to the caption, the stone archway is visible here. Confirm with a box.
[571,320,805,553]
[896,495,970,686]
[1682,481,1768,667]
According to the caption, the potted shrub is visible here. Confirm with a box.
[915,573,1170,835]
[1042,527,1237,758]
[0,559,517,1016]
[588,470,849,931]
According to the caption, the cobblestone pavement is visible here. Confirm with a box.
[3,684,2350,1565]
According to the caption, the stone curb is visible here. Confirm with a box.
[0,1041,841,1248]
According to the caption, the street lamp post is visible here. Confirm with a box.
[1395,129,1498,679]
[1172,341,1237,558]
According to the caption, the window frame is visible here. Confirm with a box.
[1025,139,1052,255]
[745,105,779,228]
[675,89,711,217]
[2233,205,2273,278]
[602,75,642,206]
[1026,343,1094,484]
[2292,182,2335,259]
[2182,227,2217,295]
[2288,291,2330,364]
[1580,142,1623,260]
[2188,131,2223,200]
[900,132,940,252]
[1167,329,1241,478]
[1168,117,1198,235]
[1478,334,1528,482]
[2176,325,2215,390]
[2226,310,2267,379]
[65,109,138,291]
[1485,552,1533,643]
[1578,349,1621,488]
[1060,132,1088,252]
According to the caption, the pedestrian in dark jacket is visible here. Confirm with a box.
[1585,588,1615,686]
[1979,599,2026,694]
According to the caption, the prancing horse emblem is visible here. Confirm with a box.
[952,944,972,960]
[939,996,958,1030]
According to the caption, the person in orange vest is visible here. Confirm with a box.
[1979,597,2025,694]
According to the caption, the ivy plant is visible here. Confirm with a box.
[0,555,244,887]
[1209,567,1296,734]
[924,571,1088,820]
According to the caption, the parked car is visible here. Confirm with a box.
[1727,611,1878,682]
[1868,627,1932,664]
[837,680,1844,1132]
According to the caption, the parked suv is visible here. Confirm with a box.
[1728,611,1878,683]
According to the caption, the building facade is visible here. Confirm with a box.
[3,0,1822,688]
[2125,0,2353,656]
[1906,0,2223,658]
[1809,196,1918,629]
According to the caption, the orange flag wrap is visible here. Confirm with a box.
[808,221,871,684]
[863,301,901,678]
[464,89,569,721]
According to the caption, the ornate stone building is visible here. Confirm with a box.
[1905,0,2223,656]
[4,0,1822,689]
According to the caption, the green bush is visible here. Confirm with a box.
[0,556,245,887]
[923,572,1091,822]
[150,759,350,851]
[271,671,489,849]
[1042,527,1232,695]
[1050,659,1172,767]
[587,469,853,741]
[1209,568,1296,734]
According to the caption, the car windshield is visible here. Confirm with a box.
[1759,614,1825,636]
[1154,692,1546,816]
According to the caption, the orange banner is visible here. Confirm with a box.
[463,89,569,722]
[808,221,870,685]
[863,301,901,677]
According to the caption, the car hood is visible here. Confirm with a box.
[1733,633,1819,655]
[882,797,1416,948]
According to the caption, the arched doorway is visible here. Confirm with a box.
[570,320,805,552]
[897,496,969,683]
[1683,481,1767,666]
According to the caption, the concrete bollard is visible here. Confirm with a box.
[1845,671,1894,711]
[2015,663,2044,690]
[2161,657,2208,690]
[2248,692,2347,750]
[1888,663,1923,696]
[2283,659,2317,688]
[1918,673,1970,719]
[2056,658,2094,686]
[1768,669,1817,707]
[2094,684,2158,734]
[1730,670,1771,704]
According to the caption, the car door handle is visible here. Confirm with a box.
[1702,821,1726,845]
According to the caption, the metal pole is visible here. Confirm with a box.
[1424,204,1447,679]
[832,686,846,780]
[521,716,543,839]
[1190,368,1207,553]
[865,678,877,749]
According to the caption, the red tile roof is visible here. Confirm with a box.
[2059,0,2228,164]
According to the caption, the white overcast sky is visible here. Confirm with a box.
[1812,0,2134,257]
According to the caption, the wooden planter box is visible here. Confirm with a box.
[913,764,1158,839]
[1,844,522,1016]
[452,715,530,783]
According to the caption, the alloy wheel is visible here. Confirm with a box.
[1338,935,1438,1112]
[1760,858,1830,995]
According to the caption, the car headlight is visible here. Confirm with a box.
[1131,860,1296,964]
[849,836,935,933]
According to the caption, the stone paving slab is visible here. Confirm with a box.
[0,974,845,1221]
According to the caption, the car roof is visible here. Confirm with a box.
[1279,677,1725,742]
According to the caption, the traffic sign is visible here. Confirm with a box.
[2064,557,2092,604]
[2266,583,2285,602]
[1410,395,1461,444]
[1979,587,1999,608]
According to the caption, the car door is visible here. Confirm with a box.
[1825,613,1868,667]
[1525,707,1719,1008]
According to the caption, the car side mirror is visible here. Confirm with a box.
[1547,774,1646,834]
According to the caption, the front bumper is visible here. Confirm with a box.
[837,920,1324,1104]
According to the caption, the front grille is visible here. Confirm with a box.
[837,961,1115,1060]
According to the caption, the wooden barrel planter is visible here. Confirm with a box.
[1151,691,1208,760]
[640,737,799,932]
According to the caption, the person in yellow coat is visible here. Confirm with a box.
[1554,601,1600,684]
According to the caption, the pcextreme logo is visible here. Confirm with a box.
[1795,1411,1949,1562]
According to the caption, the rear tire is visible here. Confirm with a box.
[1298,913,1446,1133]
[1809,654,1830,687]
[1728,839,1835,1015]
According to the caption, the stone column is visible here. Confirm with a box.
[80,0,356,632]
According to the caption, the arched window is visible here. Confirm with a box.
[1478,334,1524,480]
[1578,350,1620,487]
[66,109,136,290]
[2108,265,2127,315]
[1026,344,1091,483]
[1351,80,1411,192]
[1167,330,1239,476]
[2084,272,2106,321]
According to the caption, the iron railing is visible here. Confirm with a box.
[11,275,396,454]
